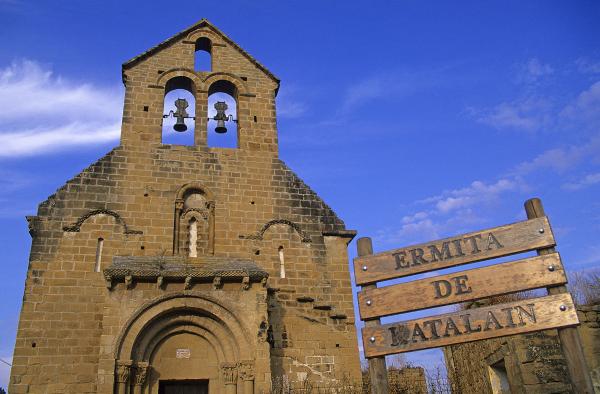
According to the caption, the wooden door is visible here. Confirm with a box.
[159,380,209,394]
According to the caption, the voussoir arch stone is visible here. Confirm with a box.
[143,325,227,364]
[203,72,250,96]
[176,182,215,201]
[186,29,221,44]
[115,292,252,361]
[156,69,202,91]
[136,315,236,362]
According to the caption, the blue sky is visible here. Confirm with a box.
[1,0,600,387]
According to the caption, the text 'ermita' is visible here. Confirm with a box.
[393,232,503,270]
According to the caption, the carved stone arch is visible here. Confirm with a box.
[114,292,252,361]
[174,183,215,255]
[155,68,202,90]
[141,324,228,364]
[203,72,250,97]
[134,315,234,362]
[62,209,143,235]
[186,28,221,44]
[240,219,312,243]
[176,182,215,201]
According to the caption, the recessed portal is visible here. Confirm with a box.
[159,380,208,394]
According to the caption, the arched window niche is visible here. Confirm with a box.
[173,185,215,257]
[162,76,196,146]
[194,37,212,72]
[207,80,238,148]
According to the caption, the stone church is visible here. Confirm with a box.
[10,20,361,393]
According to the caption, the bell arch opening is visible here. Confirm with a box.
[207,80,238,148]
[195,37,212,72]
[162,76,196,146]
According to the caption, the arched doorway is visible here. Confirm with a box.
[113,293,256,394]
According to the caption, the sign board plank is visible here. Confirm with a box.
[362,293,578,358]
[354,217,555,285]
[358,253,566,319]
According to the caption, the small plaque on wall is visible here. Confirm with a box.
[176,348,191,358]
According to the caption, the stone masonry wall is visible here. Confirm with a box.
[444,303,600,394]
[10,21,361,393]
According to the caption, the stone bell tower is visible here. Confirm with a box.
[10,20,362,393]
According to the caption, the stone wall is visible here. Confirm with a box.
[578,304,600,392]
[444,303,600,394]
[9,20,361,393]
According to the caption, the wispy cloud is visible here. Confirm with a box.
[341,76,388,112]
[0,59,123,158]
[517,58,554,84]
[0,354,11,389]
[375,178,525,246]
[576,57,600,75]
[563,172,600,191]
[276,85,308,119]
[560,80,600,125]
[511,135,600,176]
[467,97,553,132]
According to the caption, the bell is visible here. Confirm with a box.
[173,98,189,132]
[174,116,188,132]
[215,119,227,134]
[213,101,229,134]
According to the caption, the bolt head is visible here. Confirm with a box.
[362,265,368,271]
[560,305,567,311]
[539,228,545,234]
[369,336,376,343]
[366,300,372,306]
[548,265,555,272]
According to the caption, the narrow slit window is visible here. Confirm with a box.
[278,246,285,278]
[189,217,198,258]
[94,238,104,272]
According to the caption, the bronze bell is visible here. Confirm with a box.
[213,101,229,134]
[173,98,189,132]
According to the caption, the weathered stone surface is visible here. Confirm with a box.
[9,19,361,393]
[444,303,600,393]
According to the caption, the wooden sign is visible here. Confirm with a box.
[358,253,566,319]
[354,217,555,285]
[362,293,578,357]
[357,199,593,394]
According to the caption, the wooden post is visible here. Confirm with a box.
[357,237,389,394]
[524,197,594,393]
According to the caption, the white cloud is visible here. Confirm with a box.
[422,179,521,214]
[517,58,554,84]
[276,85,308,119]
[560,80,600,125]
[470,97,552,132]
[375,179,522,247]
[0,59,123,158]
[0,355,12,389]
[511,135,600,176]
[563,172,600,191]
[576,58,600,74]
[341,76,386,111]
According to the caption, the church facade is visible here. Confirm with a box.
[10,20,361,393]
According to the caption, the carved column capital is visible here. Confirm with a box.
[134,362,149,386]
[238,360,255,381]
[220,362,238,385]
[175,199,185,211]
[115,360,133,383]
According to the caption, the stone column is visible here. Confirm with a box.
[220,362,238,394]
[115,360,132,394]
[238,360,255,394]
[173,199,184,254]
[132,362,149,394]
